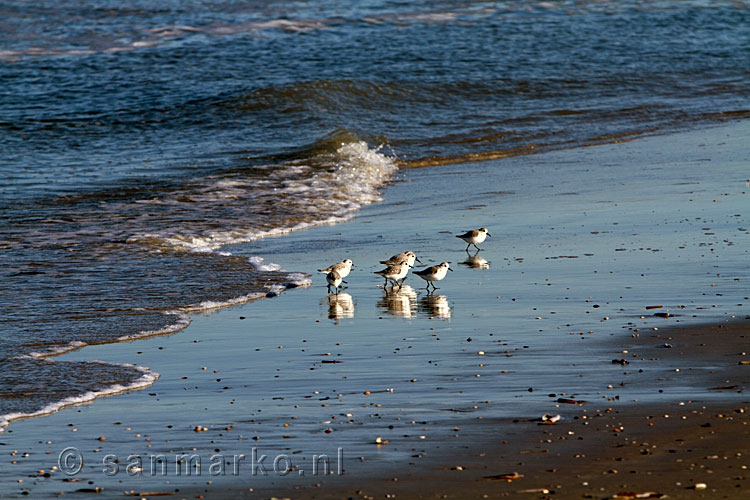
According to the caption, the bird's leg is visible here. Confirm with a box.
[473,243,481,251]
[465,243,471,252]
[327,284,332,293]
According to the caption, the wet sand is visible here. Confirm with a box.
[236,321,749,500]
[1,121,748,498]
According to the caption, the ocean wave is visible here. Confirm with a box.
[0,6,470,61]
[115,313,192,343]
[176,293,267,313]
[0,131,393,432]
[0,362,158,433]
[1,264,310,431]
[128,139,397,253]
[25,341,88,359]
[248,256,282,272]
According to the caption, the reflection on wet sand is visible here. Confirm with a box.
[461,251,490,269]
[418,294,451,319]
[377,284,417,318]
[323,293,354,323]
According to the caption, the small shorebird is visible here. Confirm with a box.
[318,258,353,279]
[456,227,491,251]
[373,260,412,289]
[414,262,452,292]
[380,250,421,267]
[326,270,344,294]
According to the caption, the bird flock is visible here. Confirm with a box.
[318,227,490,294]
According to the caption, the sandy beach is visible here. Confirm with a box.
[233,321,748,500]
[1,121,748,499]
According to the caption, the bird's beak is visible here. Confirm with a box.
[487,233,492,237]
[448,268,454,272]
[415,257,422,264]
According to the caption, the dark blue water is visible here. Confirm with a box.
[1,0,748,428]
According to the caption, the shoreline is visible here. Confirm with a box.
[1,119,745,436]
[1,120,748,498]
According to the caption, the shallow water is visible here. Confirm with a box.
[0,123,747,497]
[1,0,749,435]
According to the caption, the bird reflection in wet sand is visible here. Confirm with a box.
[377,284,417,318]
[418,294,452,319]
[461,250,490,269]
[323,293,354,324]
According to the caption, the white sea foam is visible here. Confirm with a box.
[130,141,397,253]
[285,272,313,287]
[26,341,88,359]
[177,293,267,313]
[0,363,158,433]
[116,313,192,342]
[248,256,282,272]
[394,12,458,22]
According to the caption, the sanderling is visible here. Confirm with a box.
[373,260,412,289]
[414,262,453,292]
[456,227,491,251]
[326,270,344,294]
[318,258,353,279]
[380,250,421,267]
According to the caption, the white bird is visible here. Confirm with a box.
[318,258,353,279]
[326,270,344,294]
[380,250,421,267]
[414,262,453,292]
[456,227,491,251]
[373,260,412,289]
